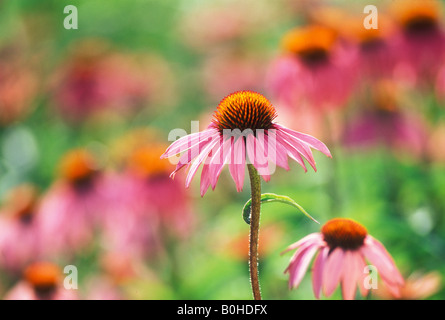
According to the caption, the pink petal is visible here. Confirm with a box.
[209,137,233,190]
[361,236,404,286]
[185,135,220,188]
[246,134,270,179]
[341,251,361,300]
[323,248,344,297]
[276,124,332,158]
[281,233,324,255]
[265,129,290,170]
[200,163,211,197]
[278,129,317,171]
[228,137,246,192]
[356,255,370,298]
[276,132,308,172]
[312,246,329,299]
[161,129,217,159]
[286,243,320,289]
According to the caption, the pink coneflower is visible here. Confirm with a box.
[342,15,399,82]
[390,0,445,86]
[266,24,357,111]
[37,149,105,256]
[49,40,172,124]
[375,271,442,300]
[0,184,42,272]
[3,262,78,300]
[342,81,428,159]
[160,90,332,196]
[282,218,404,300]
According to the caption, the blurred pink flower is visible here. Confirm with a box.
[0,184,43,272]
[83,276,126,300]
[161,91,331,196]
[342,81,428,158]
[3,262,78,300]
[343,16,400,82]
[282,218,404,300]
[390,0,445,86]
[49,40,175,123]
[36,149,107,256]
[99,132,195,259]
[266,24,358,111]
[375,271,442,300]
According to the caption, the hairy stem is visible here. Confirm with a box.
[247,164,262,300]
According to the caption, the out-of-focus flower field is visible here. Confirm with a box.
[0,0,444,300]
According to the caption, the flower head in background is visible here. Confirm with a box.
[161,91,331,196]
[49,39,175,124]
[0,184,43,272]
[282,218,404,300]
[391,0,445,85]
[267,24,357,111]
[342,80,428,159]
[36,148,106,256]
[375,271,442,300]
[3,262,78,300]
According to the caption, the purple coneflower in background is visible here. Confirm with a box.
[282,218,404,300]
[37,149,106,256]
[160,90,331,196]
[3,262,78,300]
[266,24,357,111]
[390,0,445,86]
[0,184,43,272]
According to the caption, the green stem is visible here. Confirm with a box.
[247,164,262,300]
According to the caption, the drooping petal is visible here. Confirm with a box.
[276,131,308,172]
[209,137,232,190]
[356,257,370,298]
[281,233,324,255]
[200,163,211,197]
[323,248,344,297]
[185,135,220,188]
[360,236,404,287]
[341,251,361,300]
[161,129,217,159]
[228,137,246,192]
[312,246,329,299]
[278,129,317,171]
[286,242,321,289]
[276,124,332,158]
[246,134,270,180]
[267,131,290,170]
[170,138,210,178]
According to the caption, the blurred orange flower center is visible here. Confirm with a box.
[211,91,277,133]
[24,262,61,292]
[396,4,438,33]
[129,145,172,178]
[5,184,38,222]
[59,149,98,185]
[321,218,368,251]
[282,25,337,64]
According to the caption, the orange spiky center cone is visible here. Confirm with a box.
[211,91,277,134]
[321,218,368,251]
